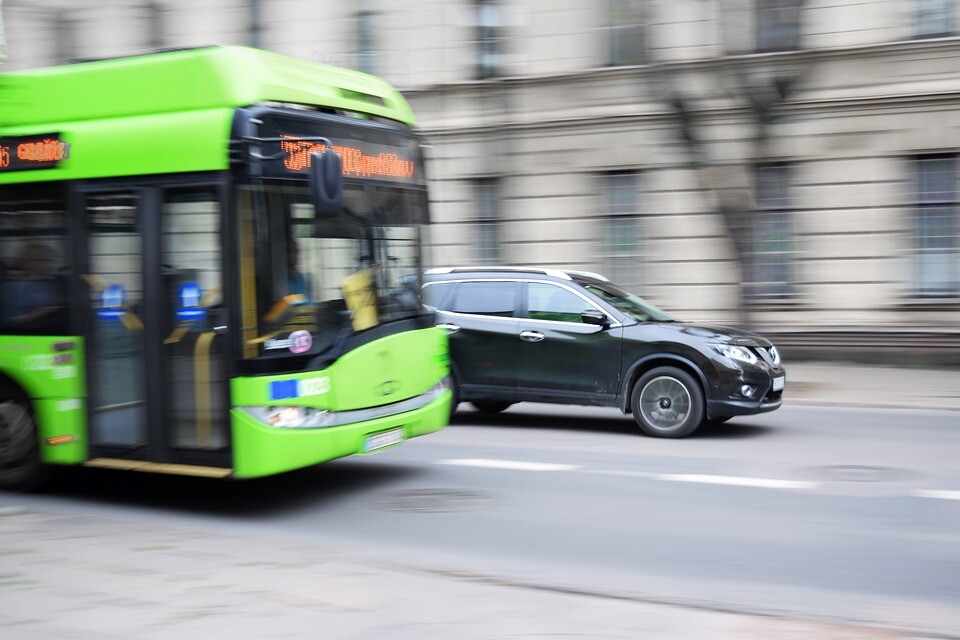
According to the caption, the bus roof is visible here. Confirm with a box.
[0,46,417,184]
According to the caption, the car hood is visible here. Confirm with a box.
[635,321,775,348]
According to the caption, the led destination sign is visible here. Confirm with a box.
[0,134,71,172]
[281,136,415,180]
[259,115,424,185]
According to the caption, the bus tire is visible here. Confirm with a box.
[0,395,50,491]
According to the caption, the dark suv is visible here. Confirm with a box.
[423,267,784,438]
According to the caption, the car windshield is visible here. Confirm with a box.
[581,282,674,322]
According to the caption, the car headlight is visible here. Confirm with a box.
[709,343,758,364]
[243,405,333,428]
[768,346,781,367]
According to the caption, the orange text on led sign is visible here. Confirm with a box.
[280,135,414,179]
[0,137,71,171]
[17,139,70,163]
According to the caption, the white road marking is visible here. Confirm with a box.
[584,469,659,479]
[437,458,582,472]
[912,490,960,501]
[435,459,960,498]
[654,474,817,490]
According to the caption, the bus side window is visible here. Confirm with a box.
[0,185,70,336]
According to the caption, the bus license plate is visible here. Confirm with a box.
[772,376,785,392]
[363,428,404,453]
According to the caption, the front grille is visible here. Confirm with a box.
[752,346,780,367]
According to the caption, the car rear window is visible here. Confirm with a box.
[449,281,517,317]
[422,282,453,308]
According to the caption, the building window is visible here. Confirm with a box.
[356,6,377,74]
[53,11,79,65]
[755,0,802,53]
[915,0,955,39]
[913,156,958,297]
[609,0,646,66]
[602,173,643,292]
[474,0,502,79]
[146,2,164,51]
[751,164,794,299]
[249,0,262,49]
[474,178,500,263]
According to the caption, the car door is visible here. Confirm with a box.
[515,281,622,404]
[434,280,520,401]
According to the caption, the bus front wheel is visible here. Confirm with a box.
[0,396,49,491]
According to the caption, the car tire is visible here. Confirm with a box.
[630,366,704,438]
[471,400,513,414]
[0,395,50,491]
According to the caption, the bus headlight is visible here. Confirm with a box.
[243,405,333,428]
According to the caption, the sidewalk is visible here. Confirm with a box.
[782,361,960,411]
[0,505,949,640]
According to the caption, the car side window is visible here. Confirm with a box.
[449,281,517,317]
[526,283,594,323]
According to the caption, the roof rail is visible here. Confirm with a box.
[564,270,609,282]
[425,266,573,280]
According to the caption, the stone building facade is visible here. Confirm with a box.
[3,0,959,333]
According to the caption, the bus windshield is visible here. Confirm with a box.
[239,181,427,363]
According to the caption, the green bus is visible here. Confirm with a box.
[0,46,451,489]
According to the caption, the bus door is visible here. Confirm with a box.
[80,184,229,466]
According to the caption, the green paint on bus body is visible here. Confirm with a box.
[1,47,446,479]
[0,46,417,185]
[0,336,88,465]
[230,327,451,478]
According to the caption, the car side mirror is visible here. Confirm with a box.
[580,309,609,326]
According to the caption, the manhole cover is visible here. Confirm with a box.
[372,489,491,513]
[812,465,914,483]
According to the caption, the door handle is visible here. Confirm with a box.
[519,330,544,343]
[437,323,461,334]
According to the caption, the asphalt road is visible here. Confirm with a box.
[5,402,960,635]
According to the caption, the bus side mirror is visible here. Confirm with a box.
[309,150,343,219]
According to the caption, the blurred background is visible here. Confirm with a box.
[3,0,959,363]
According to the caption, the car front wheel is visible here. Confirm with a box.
[631,366,704,438]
